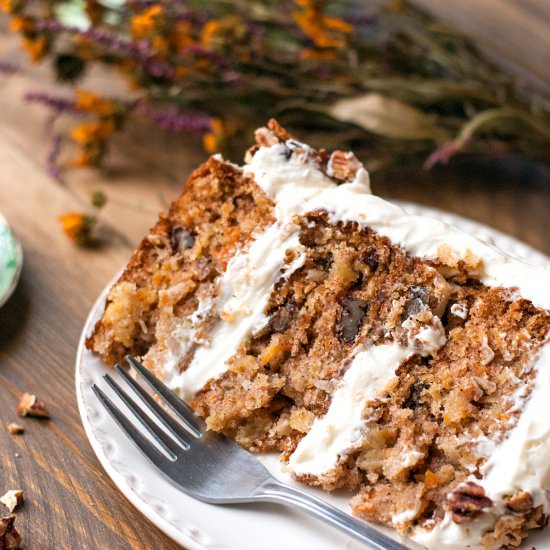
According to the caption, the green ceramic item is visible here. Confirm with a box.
[0,213,22,306]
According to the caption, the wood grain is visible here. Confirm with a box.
[0,13,549,550]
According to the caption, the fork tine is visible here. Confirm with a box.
[114,364,194,448]
[103,374,184,458]
[92,384,173,464]
[126,356,203,437]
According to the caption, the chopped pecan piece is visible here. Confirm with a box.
[338,297,369,343]
[0,515,22,549]
[254,127,280,147]
[6,424,23,436]
[480,514,526,550]
[16,393,49,418]
[525,504,548,529]
[505,491,533,514]
[0,491,23,513]
[253,119,291,148]
[268,303,297,333]
[448,481,492,524]
[328,150,363,182]
[170,227,194,253]
[267,118,291,141]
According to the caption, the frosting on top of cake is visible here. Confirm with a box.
[245,141,550,310]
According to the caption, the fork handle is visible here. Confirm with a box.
[256,479,412,550]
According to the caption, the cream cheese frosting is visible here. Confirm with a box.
[167,222,305,400]
[288,342,417,478]
[288,320,448,480]
[161,137,549,548]
[245,142,549,310]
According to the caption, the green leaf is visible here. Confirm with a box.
[328,93,450,143]
[54,0,90,31]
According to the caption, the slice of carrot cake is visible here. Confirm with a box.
[87,120,550,549]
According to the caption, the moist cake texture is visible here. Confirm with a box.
[87,120,550,549]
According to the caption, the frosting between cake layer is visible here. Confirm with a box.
[167,221,305,400]
[288,321,447,479]
[288,342,415,477]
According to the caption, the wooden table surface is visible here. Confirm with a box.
[0,21,549,550]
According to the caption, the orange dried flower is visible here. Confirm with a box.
[1,0,18,14]
[174,66,190,79]
[70,120,115,145]
[131,4,163,39]
[200,16,243,50]
[71,151,95,167]
[293,0,352,50]
[170,20,194,52]
[202,118,223,153]
[324,15,353,34]
[202,118,237,153]
[75,90,117,117]
[9,15,28,32]
[21,35,47,62]
[151,35,169,56]
[58,212,96,245]
[202,132,217,154]
[10,16,49,61]
[300,48,337,61]
[201,20,220,47]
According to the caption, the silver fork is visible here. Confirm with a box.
[92,356,411,550]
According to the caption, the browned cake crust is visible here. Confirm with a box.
[87,121,550,549]
[87,156,274,368]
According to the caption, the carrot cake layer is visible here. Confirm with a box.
[87,120,550,550]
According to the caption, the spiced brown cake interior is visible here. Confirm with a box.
[88,120,550,549]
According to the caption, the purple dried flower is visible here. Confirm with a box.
[24,91,77,112]
[47,134,62,181]
[344,14,377,25]
[424,141,461,170]
[84,27,176,79]
[137,102,212,134]
[182,44,231,70]
[0,61,19,74]
[33,19,68,33]
[33,19,176,80]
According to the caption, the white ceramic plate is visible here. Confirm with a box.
[76,202,550,550]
